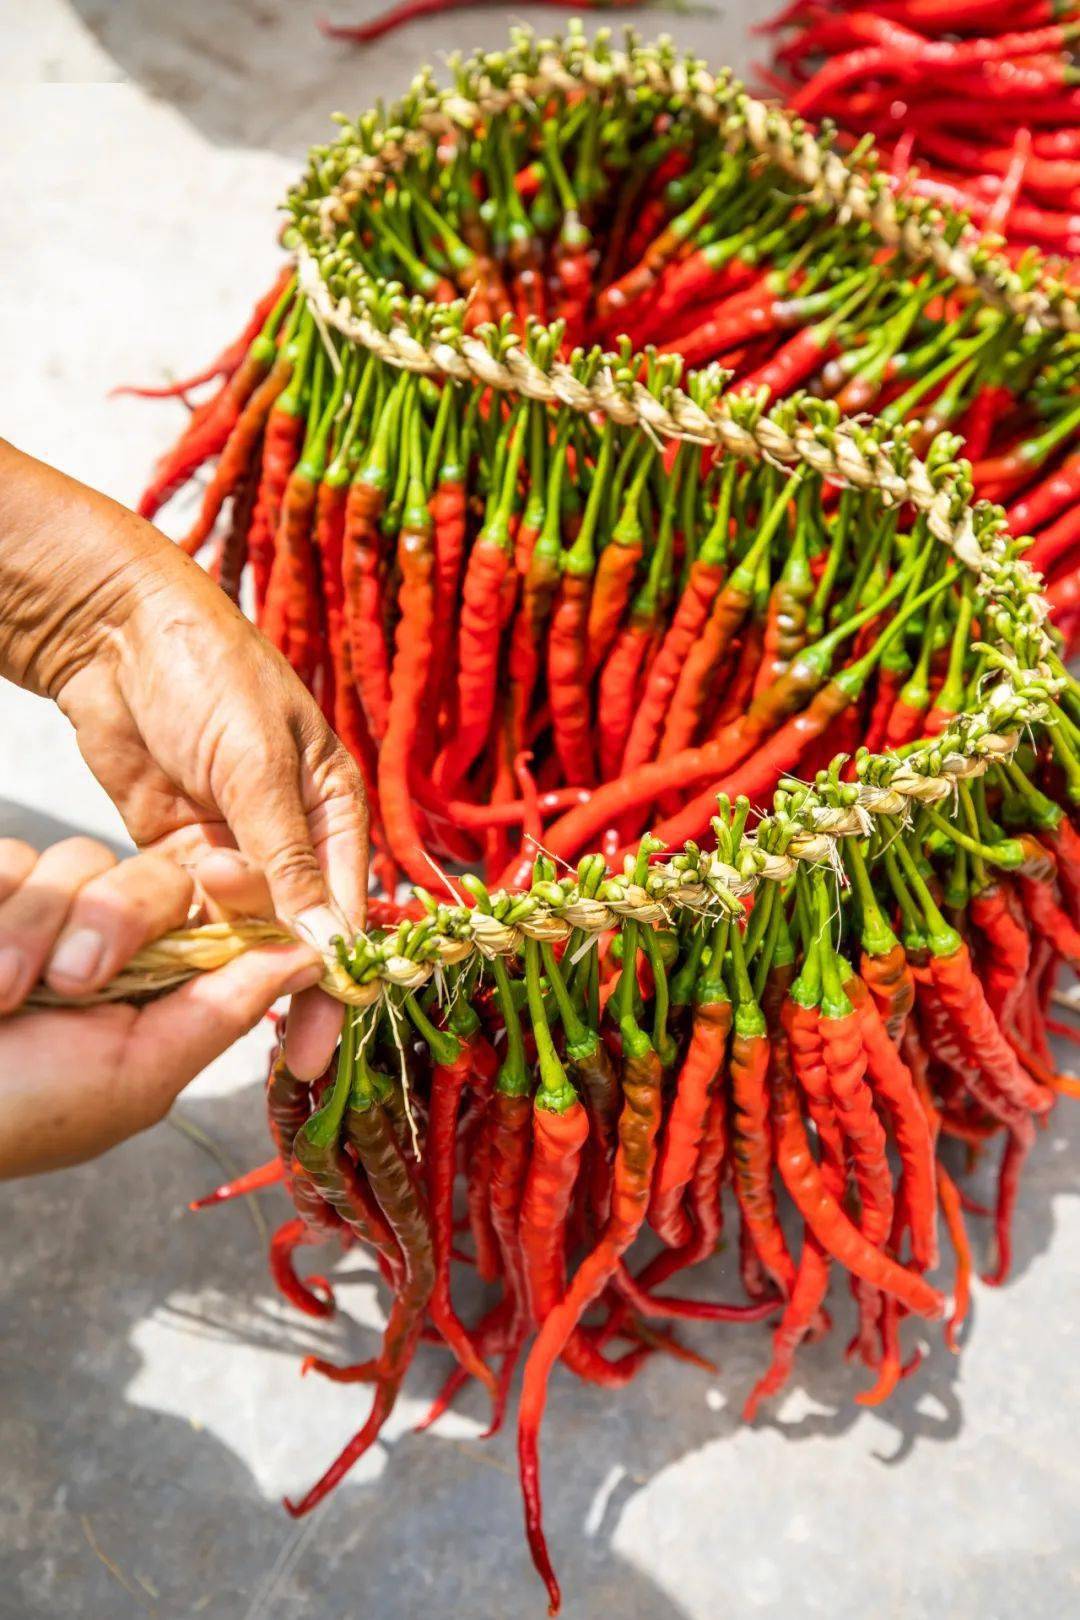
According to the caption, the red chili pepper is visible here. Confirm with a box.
[436,412,525,794]
[1027,501,1080,578]
[1019,854,1080,972]
[286,1053,436,1516]
[730,916,798,1298]
[780,995,944,1317]
[265,1049,343,1316]
[634,252,762,347]
[844,972,937,1270]
[648,917,731,1247]
[983,1132,1029,1288]
[621,464,734,779]
[178,277,297,555]
[250,316,319,635]
[659,471,801,764]
[188,1156,283,1211]
[1008,447,1080,535]
[520,1102,589,1319]
[595,512,673,780]
[547,424,611,785]
[518,882,665,1614]
[596,170,729,327]
[342,384,400,743]
[292,1087,402,1287]
[317,367,380,796]
[815,878,895,1247]
[269,1218,337,1320]
[114,267,293,403]
[263,353,339,686]
[584,445,652,677]
[406,994,498,1398]
[378,421,438,887]
[427,440,469,729]
[136,313,293,526]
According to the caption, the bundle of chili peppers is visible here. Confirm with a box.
[188,771,1080,1610]
[756,3,1080,603]
[118,29,1080,1608]
[760,0,1080,262]
[129,30,1080,652]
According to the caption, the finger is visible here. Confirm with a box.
[194,849,275,922]
[279,733,368,1078]
[0,839,38,905]
[195,849,335,1073]
[124,942,323,1130]
[283,987,344,1081]
[220,742,334,926]
[0,837,116,1012]
[44,852,195,996]
[298,736,370,929]
[150,823,238,868]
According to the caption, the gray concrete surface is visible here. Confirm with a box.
[2,5,1079,1617]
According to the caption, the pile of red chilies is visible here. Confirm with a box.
[759,0,1080,619]
[761,0,1080,262]
[122,34,1080,1608]
[191,789,1080,1611]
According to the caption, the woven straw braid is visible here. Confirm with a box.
[313,32,1078,334]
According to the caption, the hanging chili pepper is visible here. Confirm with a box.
[547,421,612,785]
[379,412,439,885]
[436,408,526,794]
[648,915,732,1247]
[406,991,498,1398]
[286,1028,436,1515]
[584,440,653,678]
[342,376,401,742]
[518,841,667,1614]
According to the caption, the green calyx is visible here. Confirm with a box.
[813,872,853,1022]
[302,1009,360,1149]
[525,938,577,1114]
[492,956,531,1098]
[405,992,461,1068]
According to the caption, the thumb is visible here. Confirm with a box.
[124,942,322,1127]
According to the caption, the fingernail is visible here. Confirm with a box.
[0,946,24,1003]
[293,904,350,954]
[48,928,105,986]
[208,849,252,872]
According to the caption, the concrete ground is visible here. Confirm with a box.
[2,4,1079,1617]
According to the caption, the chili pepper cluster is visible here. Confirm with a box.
[131,28,1078,893]
[758,1,1080,615]
[124,28,1080,1610]
[762,0,1080,261]
[190,783,1080,1611]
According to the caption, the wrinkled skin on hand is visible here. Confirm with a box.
[0,438,369,1079]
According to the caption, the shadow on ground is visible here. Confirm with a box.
[0,797,129,855]
[65,0,762,159]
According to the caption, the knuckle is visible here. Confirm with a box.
[51,836,115,866]
[266,842,325,904]
[126,851,195,905]
[0,838,36,869]
[0,840,38,896]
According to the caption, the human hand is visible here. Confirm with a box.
[0,838,321,1177]
[0,439,368,1078]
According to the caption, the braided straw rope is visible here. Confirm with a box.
[23,30,1065,1014]
[23,726,1039,1013]
[310,30,1078,334]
